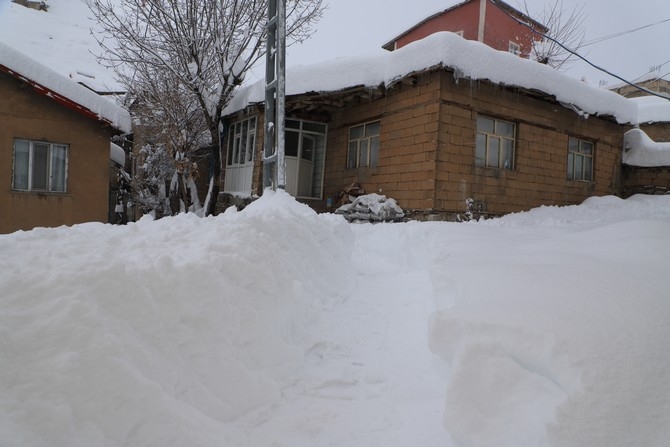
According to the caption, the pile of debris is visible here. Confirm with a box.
[335,193,405,223]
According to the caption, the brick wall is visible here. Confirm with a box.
[322,72,441,211]
[434,72,624,217]
[223,68,630,218]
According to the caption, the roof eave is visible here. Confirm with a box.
[0,64,127,134]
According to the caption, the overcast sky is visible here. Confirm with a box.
[283,0,670,89]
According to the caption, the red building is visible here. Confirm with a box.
[382,0,547,58]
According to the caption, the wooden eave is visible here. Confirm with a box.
[0,63,122,132]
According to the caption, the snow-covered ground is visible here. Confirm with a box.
[1,191,669,446]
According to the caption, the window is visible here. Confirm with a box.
[567,137,594,181]
[347,121,380,169]
[12,139,68,192]
[227,116,256,166]
[475,116,515,169]
[509,42,521,55]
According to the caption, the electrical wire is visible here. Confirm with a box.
[583,18,670,47]
[500,8,670,100]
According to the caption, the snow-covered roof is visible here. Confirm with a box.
[631,96,670,124]
[0,41,131,133]
[110,142,126,166]
[225,32,639,125]
[623,128,670,167]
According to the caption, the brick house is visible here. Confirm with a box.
[621,97,670,197]
[381,0,548,58]
[0,43,131,233]
[220,32,650,219]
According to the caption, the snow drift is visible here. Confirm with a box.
[1,192,670,447]
[0,191,352,446]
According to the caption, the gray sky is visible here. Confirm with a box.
[285,0,670,89]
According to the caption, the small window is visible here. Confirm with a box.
[12,139,68,192]
[347,121,380,169]
[227,116,257,166]
[509,42,521,56]
[567,137,594,181]
[475,116,516,170]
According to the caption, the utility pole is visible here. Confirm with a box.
[263,0,286,190]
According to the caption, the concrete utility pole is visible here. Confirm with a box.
[263,0,286,190]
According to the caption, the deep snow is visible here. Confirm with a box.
[1,191,670,447]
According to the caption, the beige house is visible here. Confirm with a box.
[220,32,656,219]
[0,42,131,233]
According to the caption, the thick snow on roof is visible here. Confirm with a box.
[0,0,120,92]
[623,128,670,167]
[226,32,638,124]
[0,42,131,133]
[110,142,126,166]
[632,96,670,124]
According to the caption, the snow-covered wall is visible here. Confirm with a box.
[0,42,131,133]
[623,128,670,167]
[226,32,639,124]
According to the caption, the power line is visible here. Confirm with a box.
[583,18,670,47]
[500,8,669,100]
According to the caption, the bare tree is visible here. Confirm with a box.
[523,0,587,71]
[87,0,325,215]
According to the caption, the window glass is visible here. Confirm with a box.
[350,125,364,140]
[584,157,593,181]
[303,122,326,133]
[239,120,248,164]
[568,137,579,152]
[359,139,369,167]
[581,141,593,155]
[487,138,500,168]
[13,140,30,190]
[476,116,494,134]
[497,121,515,138]
[502,139,514,169]
[574,155,583,180]
[286,119,301,130]
[51,145,67,192]
[567,152,574,178]
[301,135,315,161]
[370,136,380,167]
[32,143,49,190]
[347,142,358,169]
[365,121,381,138]
[475,134,487,167]
[285,130,300,157]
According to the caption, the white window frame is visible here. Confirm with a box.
[226,116,257,167]
[12,139,69,192]
[509,41,521,56]
[347,121,381,169]
[475,116,516,170]
[567,137,594,182]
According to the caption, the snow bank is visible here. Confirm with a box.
[623,128,670,167]
[428,195,670,447]
[0,190,352,447]
[226,32,638,124]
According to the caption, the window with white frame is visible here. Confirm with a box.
[12,139,68,192]
[567,137,594,181]
[509,41,521,55]
[347,121,380,169]
[475,116,515,169]
[226,116,257,166]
